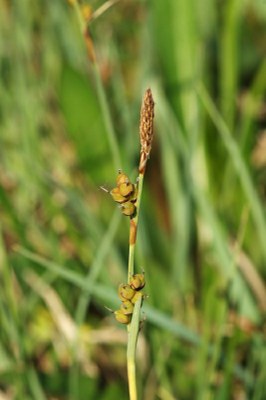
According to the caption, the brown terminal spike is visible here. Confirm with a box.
[139,88,155,174]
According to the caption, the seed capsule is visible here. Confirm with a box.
[118,283,135,301]
[119,182,134,197]
[116,171,129,187]
[131,291,143,305]
[114,310,132,324]
[120,300,134,315]
[110,187,127,203]
[121,201,136,217]
[130,273,145,290]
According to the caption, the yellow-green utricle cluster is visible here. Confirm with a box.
[114,273,145,324]
[110,171,138,217]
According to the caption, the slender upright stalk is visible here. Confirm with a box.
[126,89,155,400]
[127,296,142,400]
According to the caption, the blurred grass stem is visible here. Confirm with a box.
[71,0,121,170]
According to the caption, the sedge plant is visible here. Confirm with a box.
[107,89,155,400]
[126,89,155,400]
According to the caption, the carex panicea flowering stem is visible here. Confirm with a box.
[105,89,154,399]
[101,89,154,399]
[126,88,155,400]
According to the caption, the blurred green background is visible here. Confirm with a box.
[0,0,266,399]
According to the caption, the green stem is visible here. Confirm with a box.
[126,172,145,400]
[127,297,142,400]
